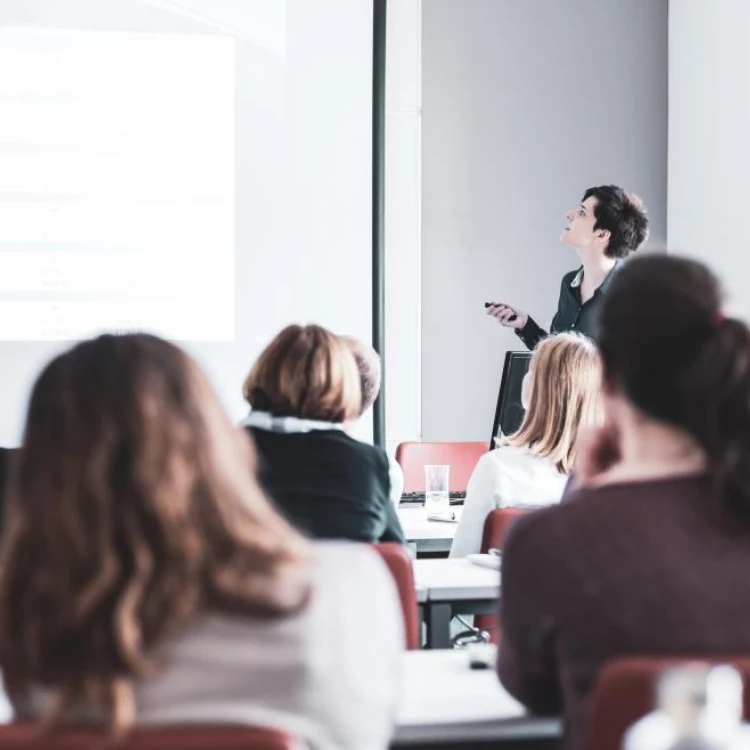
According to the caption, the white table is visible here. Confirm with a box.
[399,506,461,555]
[392,648,561,747]
[413,558,500,649]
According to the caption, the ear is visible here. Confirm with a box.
[599,358,616,396]
[596,228,611,243]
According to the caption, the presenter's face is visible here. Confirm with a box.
[561,196,599,249]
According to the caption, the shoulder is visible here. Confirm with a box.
[307,542,404,643]
[329,433,390,473]
[311,542,401,601]
[312,540,393,581]
[478,445,553,475]
[200,543,400,638]
[244,425,272,450]
[469,446,529,485]
[478,444,526,466]
[502,495,588,571]
[320,430,384,456]
[503,484,621,565]
[489,444,533,464]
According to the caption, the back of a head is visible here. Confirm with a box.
[584,185,650,259]
[341,335,382,417]
[243,324,362,422]
[509,332,603,473]
[599,254,750,517]
[0,333,311,733]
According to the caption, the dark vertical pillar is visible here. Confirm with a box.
[372,0,387,447]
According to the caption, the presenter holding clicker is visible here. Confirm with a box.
[487,185,649,348]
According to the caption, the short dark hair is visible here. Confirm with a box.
[583,185,649,259]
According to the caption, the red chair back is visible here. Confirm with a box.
[0,724,302,749]
[480,507,531,552]
[585,656,750,750]
[476,507,532,643]
[373,542,420,650]
[395,441,487,493]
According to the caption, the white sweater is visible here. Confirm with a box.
[25,544,404,750]
[449,445,567,558]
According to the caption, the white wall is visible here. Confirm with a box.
[0,0,374,445]
[669,0,750,317]
[421,0,669,441]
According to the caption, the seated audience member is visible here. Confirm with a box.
[341,335,405,506]
[497,255,750,750]
[450,333,602,557]
[242,324,406,543]
[0,334,403,749]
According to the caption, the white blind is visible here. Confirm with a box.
[0,27,234,340]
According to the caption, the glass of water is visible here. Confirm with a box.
[424,464,450,513]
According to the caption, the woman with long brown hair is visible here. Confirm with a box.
[450,332,603,557]
[0,334,402,748]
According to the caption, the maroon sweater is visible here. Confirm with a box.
[497,475,750,750]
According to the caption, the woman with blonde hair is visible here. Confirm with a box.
[0,333,403,749]
[450,332,602,557]
[242,324,405,543]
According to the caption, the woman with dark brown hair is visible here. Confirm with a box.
[497,255,750,750]
[242,324,405,544]
[0,334,403,748]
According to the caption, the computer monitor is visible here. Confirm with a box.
[489,351,532,449]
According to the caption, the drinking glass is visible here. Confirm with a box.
[424,464,450,513]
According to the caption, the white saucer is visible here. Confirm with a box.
[466,553,501,570]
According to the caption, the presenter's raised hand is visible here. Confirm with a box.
[485,302,528,330]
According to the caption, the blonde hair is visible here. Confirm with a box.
[0,334,312,738]
[243,324,362,422]
[505,332,603,473]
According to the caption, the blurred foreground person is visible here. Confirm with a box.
[0,333,402,749]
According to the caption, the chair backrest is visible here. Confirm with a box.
[585,656,750,750]
[480,507,531,552]
[476,508,531,644]
[0,724,303,749]
[372,542,420,650]
[395,441,487,494]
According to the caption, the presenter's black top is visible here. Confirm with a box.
[516,263,620,350]
[247,426,406,545]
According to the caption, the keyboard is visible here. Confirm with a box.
[399,491,466,506]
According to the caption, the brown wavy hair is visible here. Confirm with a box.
[505,333,603,473]
[242,324,361,422]
[0,334,312,737]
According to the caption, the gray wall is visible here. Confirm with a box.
[421,0,668,441]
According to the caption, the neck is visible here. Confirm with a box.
[577,250,616,288]
[612,415,707,482]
